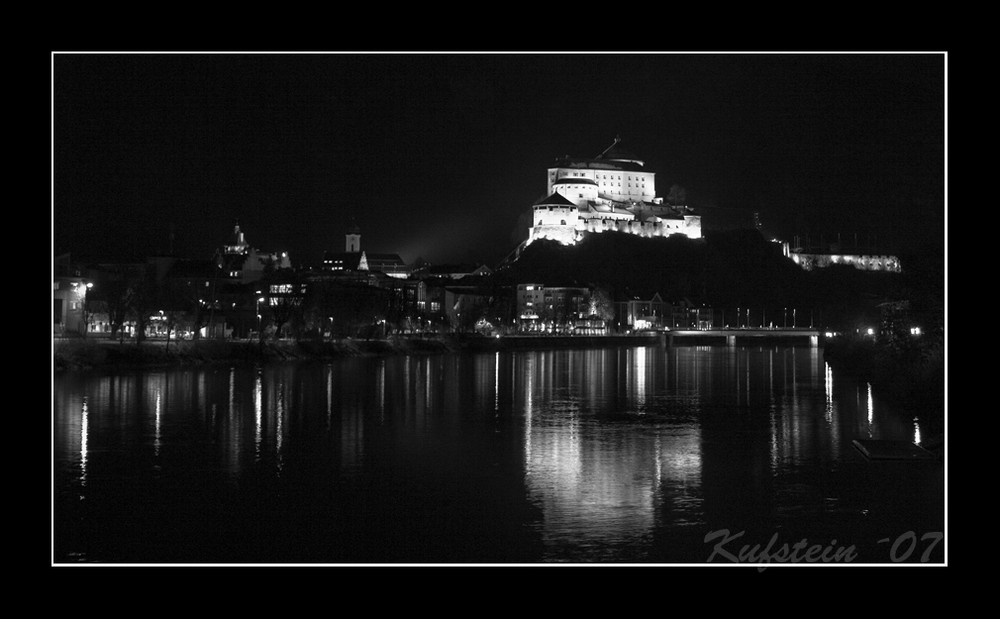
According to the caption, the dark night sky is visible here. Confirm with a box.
[52,52,945,267]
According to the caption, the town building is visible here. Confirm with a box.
[323,226,410,279]
[523,138,702,249]
[516,283,596,333]
[411,263,493,280]
[53,254,91,336]
[613,292,711,332]
[221,223,292,283]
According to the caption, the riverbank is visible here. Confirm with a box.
[53,334,662,372]
[823,335,945,436]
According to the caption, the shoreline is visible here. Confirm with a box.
[53,334,664,372]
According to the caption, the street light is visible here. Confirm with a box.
[256,296,265,340]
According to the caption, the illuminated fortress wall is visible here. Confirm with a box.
[789,252,901,272]
[525,140,702,248]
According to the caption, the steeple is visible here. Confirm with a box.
[346,222,361,253]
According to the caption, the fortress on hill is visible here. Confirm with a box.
[525,137,702,247]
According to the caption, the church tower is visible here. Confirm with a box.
[346,223,361,253]
[225,222,249,255]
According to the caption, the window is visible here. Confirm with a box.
[430,302,441,313]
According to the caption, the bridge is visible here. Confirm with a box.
[662,328,821,347]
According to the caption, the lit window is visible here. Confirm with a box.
[430,302,440,312]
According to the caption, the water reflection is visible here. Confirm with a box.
[53,345,939,563]
[80,396,88,489]
[518,348,703,560]
[254,371,262,461]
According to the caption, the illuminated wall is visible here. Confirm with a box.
[790,251,901,272]
[548,168,656,203]
[528,204,580,245]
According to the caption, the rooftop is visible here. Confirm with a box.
[533,193,578,207]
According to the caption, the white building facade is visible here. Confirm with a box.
[526,138,702,247]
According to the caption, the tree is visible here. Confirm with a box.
[455,295,492,333]
[268,296,302,340]
[126,276,154,344]
[96,264,143,343]
[588,287,614,324]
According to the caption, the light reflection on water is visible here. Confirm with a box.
[53,345,941,563]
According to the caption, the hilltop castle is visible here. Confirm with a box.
[525,138,702,247]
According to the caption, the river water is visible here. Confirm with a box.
[53,345,945,565]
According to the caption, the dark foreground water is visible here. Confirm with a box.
[53,345,945,565]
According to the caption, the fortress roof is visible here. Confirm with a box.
[552,158,644,172]
[532,193,578,207]
[551,138,647,171]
